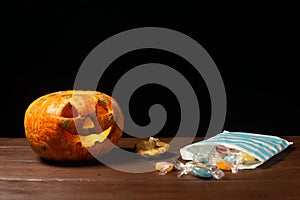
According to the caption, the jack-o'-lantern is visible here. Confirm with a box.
[24,90,124,161]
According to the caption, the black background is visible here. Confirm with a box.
[4,1,299,137]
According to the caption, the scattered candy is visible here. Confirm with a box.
[172,159,186,170]
[155,161,174,175]
[216,160,233,171]
[206,164,225,180]
[177,166,193,178]
[193,153,209,164]
[185,161,207,168]
[171,159,224,180]
[192,166,212,179]
[223,155,236,163]
[241,152,256,163]
[148,131,294,183]
[192,144,250,174]
[215,145,228,154]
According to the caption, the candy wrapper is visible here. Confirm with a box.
[180,131,293,170]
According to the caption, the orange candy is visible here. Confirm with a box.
[155,162,174,175]
[216,160,233,171]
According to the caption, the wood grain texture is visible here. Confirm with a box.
[0,136,299,200]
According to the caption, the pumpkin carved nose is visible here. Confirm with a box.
[82,117,95,129]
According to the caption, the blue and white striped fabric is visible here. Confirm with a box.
[180,131,293,169]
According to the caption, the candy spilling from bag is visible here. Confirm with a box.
[154,131,293,179]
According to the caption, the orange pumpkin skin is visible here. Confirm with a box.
[24,90,124,161]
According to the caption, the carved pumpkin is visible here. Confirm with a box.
[24,90,124,161]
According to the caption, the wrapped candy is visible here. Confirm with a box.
[192,166,213,179]
[172,159,224,180]
[155,161,174,175]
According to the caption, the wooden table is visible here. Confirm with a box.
[0,136,299,200]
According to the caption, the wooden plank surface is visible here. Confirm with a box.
[0,136,299,200]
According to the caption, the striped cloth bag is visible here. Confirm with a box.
[180,131,293,169]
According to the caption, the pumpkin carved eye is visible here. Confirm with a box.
[97,99,109,114]
[61,102,78,118]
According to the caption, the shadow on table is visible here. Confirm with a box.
[39,146,135,167]
[40,157,102,167]
[259,145,296,169]
[40,146,178,168]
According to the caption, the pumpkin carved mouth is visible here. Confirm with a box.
[77,126,113,148]
[24,90,124,161]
